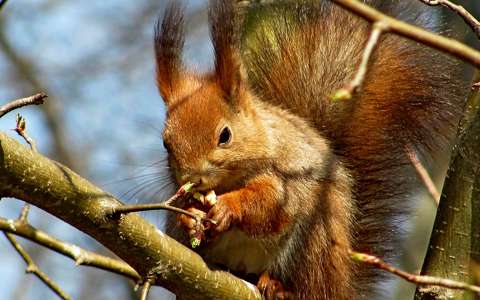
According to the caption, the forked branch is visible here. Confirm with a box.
[4,232,73,300]
[331,0,480,68]
[418,0,480,38]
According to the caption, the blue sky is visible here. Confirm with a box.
[0,0,208,299]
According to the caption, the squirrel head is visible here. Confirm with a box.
[155,1,266,192]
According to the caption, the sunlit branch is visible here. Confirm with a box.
[0,93,47,118]
[350,250,480,295]
[331,0,480,68]
[333,21,386,101]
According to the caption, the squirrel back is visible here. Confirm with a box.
[155,1,471,299]
[242,0,470,294]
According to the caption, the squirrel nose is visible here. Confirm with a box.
[180,174,204,187]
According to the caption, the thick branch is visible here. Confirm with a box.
[415,75,480,299]
[0,132,261,300]
[331,0,480,68]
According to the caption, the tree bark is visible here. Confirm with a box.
[0,132,261,300]
[415,79,480,300]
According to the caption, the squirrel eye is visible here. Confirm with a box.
[218,126,232,146]
[163,140,171,153]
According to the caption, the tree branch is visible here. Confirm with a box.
[0,93,47,118]
[13,113,38,152]
[331,0,480,68]
[111,201,216,226]
[140,279,153,300]
[18,202,30,222]
[350,250,480,295]
[333,21,386,101]
[4,232,73,300]
[0,216,140,281]
[418,0,480,39]
[405,145,440,205]
[415,74,480,299]
[0,132,261,300]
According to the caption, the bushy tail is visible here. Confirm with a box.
[242,0,471,295]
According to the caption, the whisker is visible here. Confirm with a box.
[101,172,169,187]
[149,180,176,201]
[124,175,175,203]
[119,176,171,202]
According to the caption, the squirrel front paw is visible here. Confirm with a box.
[177,192,241,246]
[177,206,207,243]
[207,194,241,233]
[257,271,296,300]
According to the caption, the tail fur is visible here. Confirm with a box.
[242,0,470,296]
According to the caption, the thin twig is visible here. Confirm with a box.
[333,21,386,100]
[18,204,30,222]
[13,105,39,225]
[0,92,47,118]
[112,202,215,224]
[331,0,480,68]
[349,250,480,295]
[110,182,217,225]
[0,216,140,280]
[418,0,480,39]
[405,145,440,205]
[14,114,37,152]
[4,232,73,300]
[140,279,153,300]
[473,82,480,90]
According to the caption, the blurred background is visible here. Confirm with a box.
[0,1,478,299]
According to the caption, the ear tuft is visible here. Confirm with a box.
[209,0,246,104]
[154,1,186,105]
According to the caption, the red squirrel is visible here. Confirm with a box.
[155,1,470,299]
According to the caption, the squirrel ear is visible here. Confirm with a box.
[154,1,186,105]
[209,0,246,107]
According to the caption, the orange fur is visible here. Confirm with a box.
[214,174,290,235]
[156,1,471,299]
